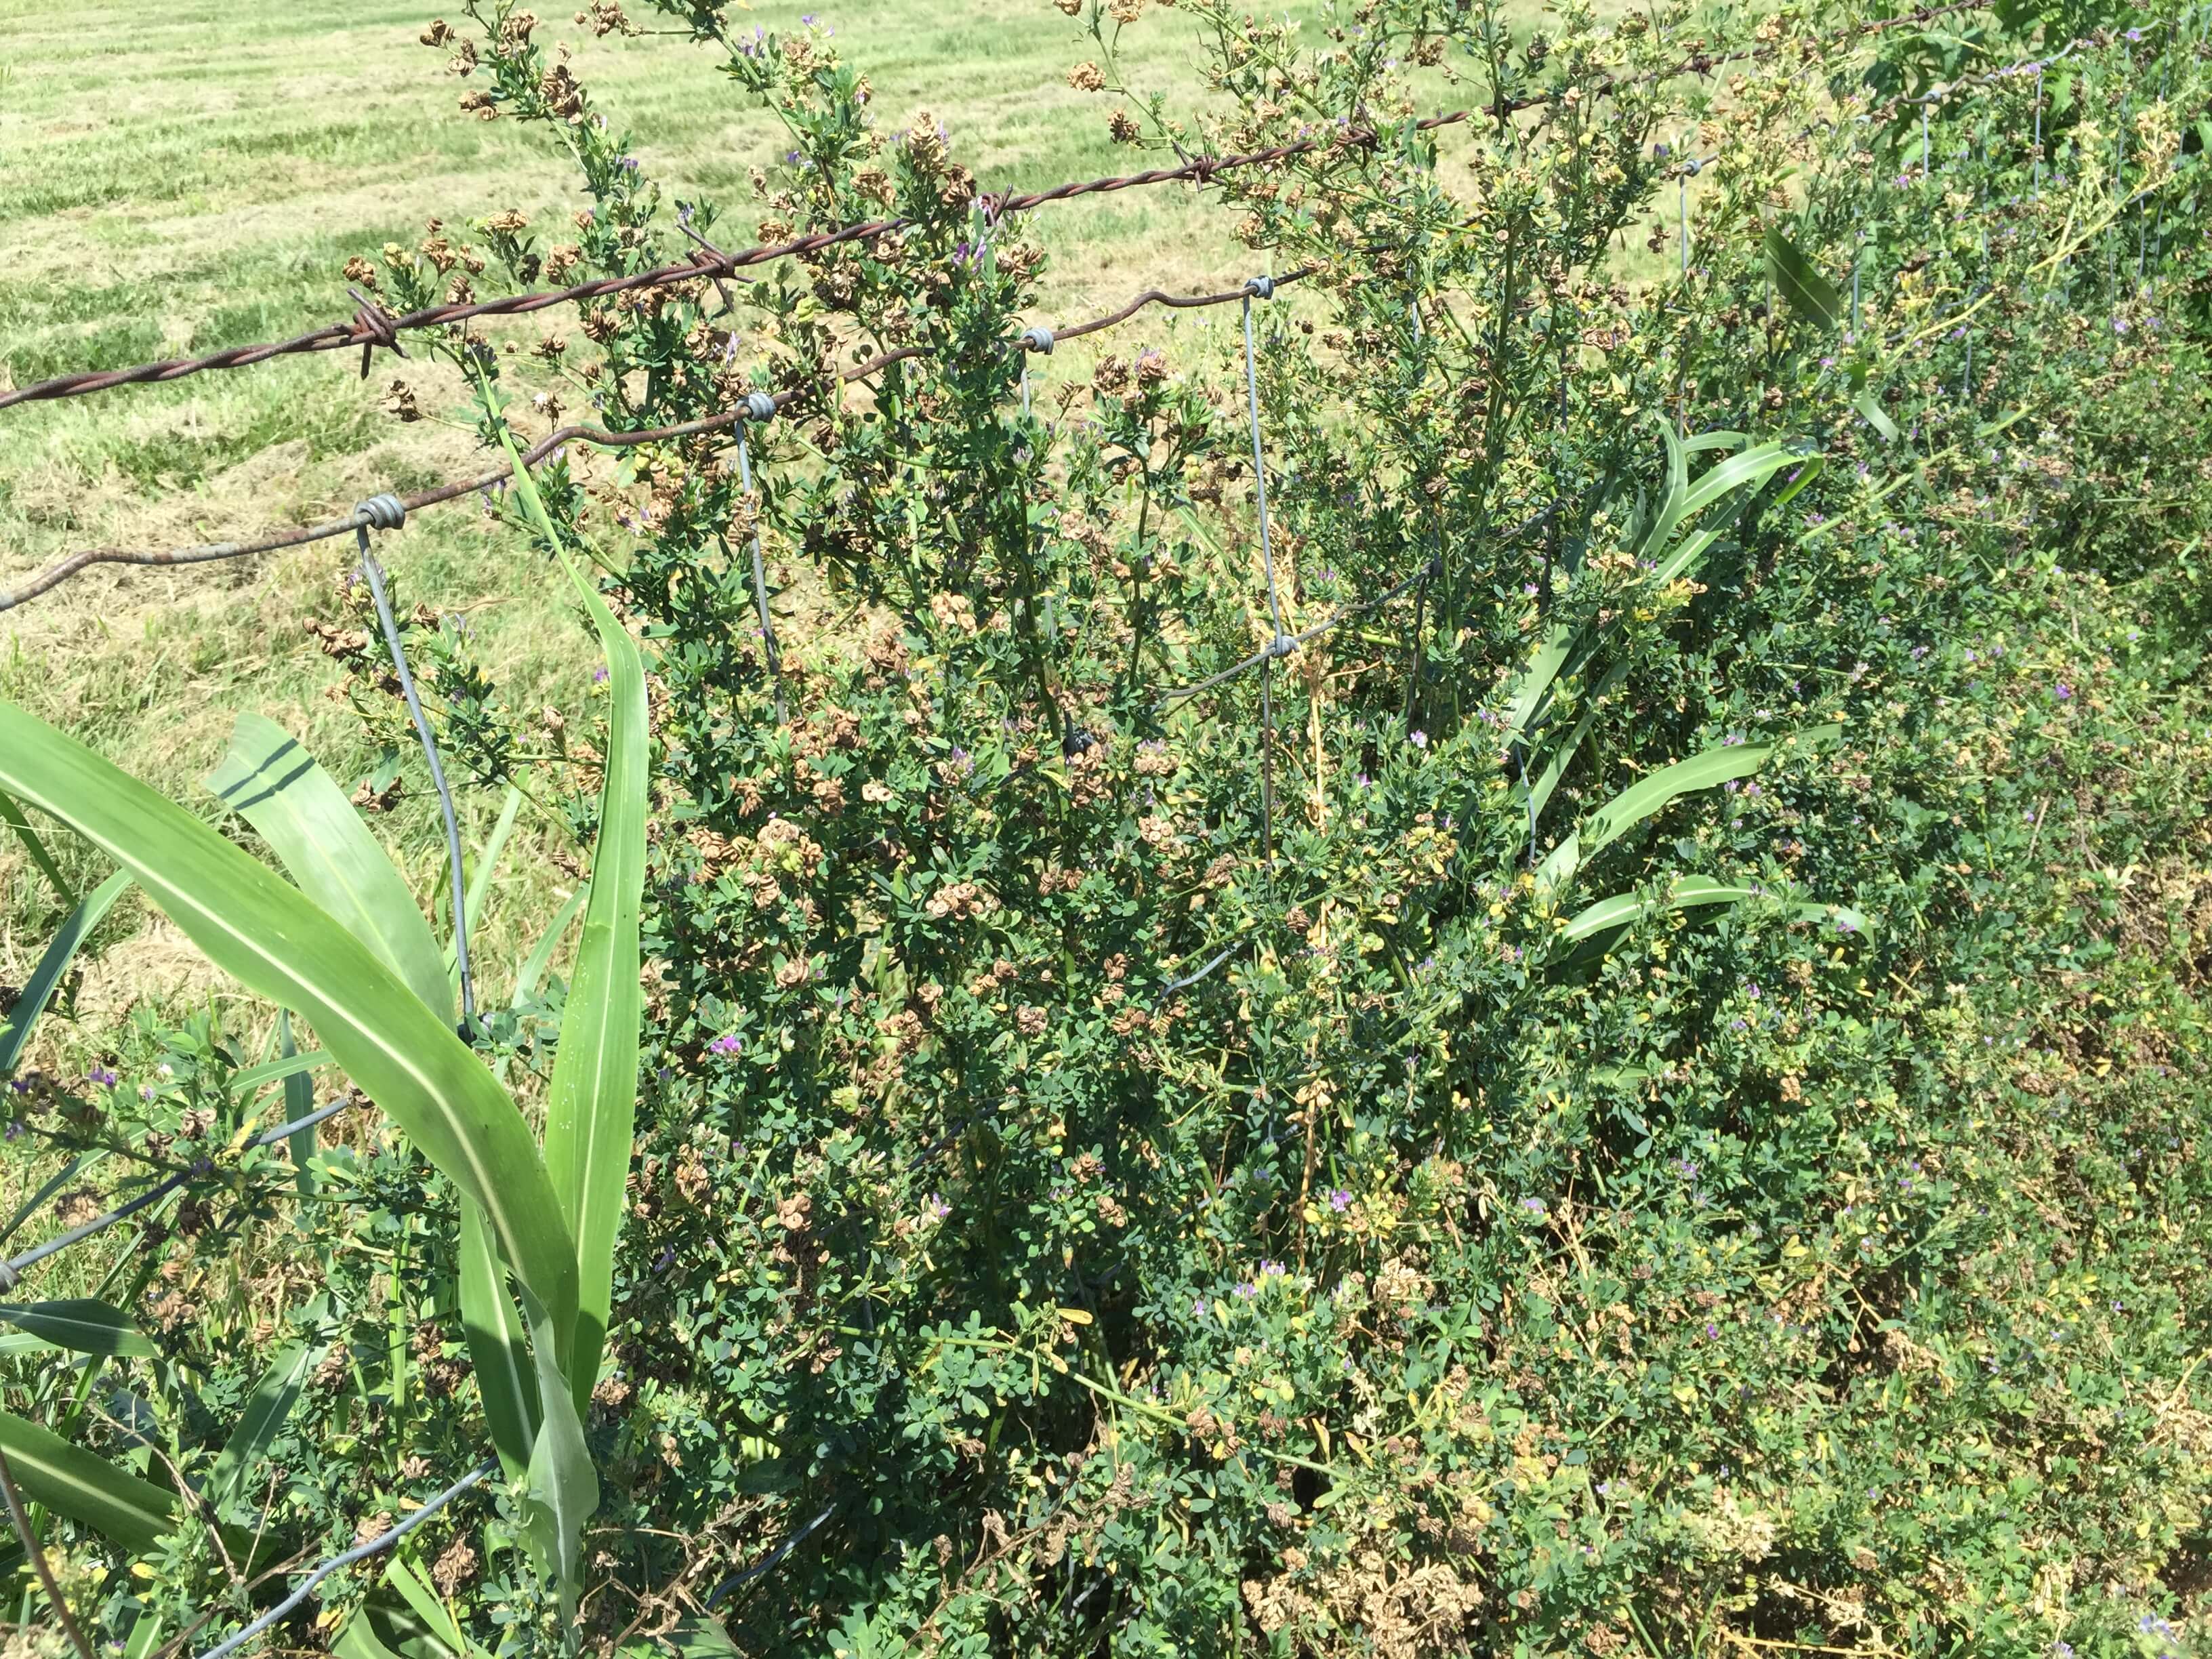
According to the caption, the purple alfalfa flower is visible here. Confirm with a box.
[1259,1259,1286,1278]
[1234,1282,1258,1300]
[653,1246,676,1275]
[2,1122,18,1143]
[708,1033,743,1057]
[1192,1296,1208,1317]
[86,1067,118,1089]
[1410,729,1428,750]
[2053,682,2072,699]
[1521,1197,1547,1215]
[928,1194,951,1221]
[1328,1189,1353,1212]
[1836,915,1859,935]
[592,665,610,684]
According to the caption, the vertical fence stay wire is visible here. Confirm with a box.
[729,391,787,723]
[188,1459,498,1659]
[354,497,477,1032]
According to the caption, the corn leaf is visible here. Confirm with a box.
[1765,227,1845,332]
[1,869,132,1081]
[209,714,453,1020]
[459,1200,541,1480]
[0,701,577,1335]
[1581,727,1839,858]
[0,1406,173,1555]
[497,418,647,1413]
[514,1285,598,1616]
[0,1300,154,1359]
[203,1340,320,1512]
[1561,876,1869,943]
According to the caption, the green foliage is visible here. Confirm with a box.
[3,1,2211,1656]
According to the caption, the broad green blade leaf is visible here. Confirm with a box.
[0,787,77,907]
[0,1406,173,1554]
[1,869,131,1080]
[498,417,647,1414]
[209,714,453,1021]
[230,1048,335,1094]
[459,1200,541,1480]
[279,1012,319,1200]
[514,1286,598,1616]
[1635,422,1694,562]
[1534,832,1580,900]
[123,1612,165,1659]
[462,788,525,968]
[1765,226,1844,332]
[0,701,577,1336]
[1683,431,1750,454]
[0,1300,155,1358]
[386,1557,481,1655]
[1853,391,1900,443]
[1582,726,1839,857]
[203,1341,319,1511]
[514,886,589,1006]
[1526,659,1629,830]
[1677,438,1816,526]
[1561,876,1869,943]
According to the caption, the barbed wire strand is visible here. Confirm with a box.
[355,496,478,1032]
[0,272,1315,616]
[0,2,1990,415]
[0,1099,352,1290]
[190,1458,497,1659]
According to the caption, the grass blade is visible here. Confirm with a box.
[0,700,577,1338]
[1765,226,1844,332]
[0,788,77,908]
[0,1408,171,1555]
[203,1342,319,1513]
[208,713,453,1021]
[1581,728,1839,858]
[495,416,647,1412]
[1,870,131,1082]
[459,1200,541,1480]
[0,1301,155,1359]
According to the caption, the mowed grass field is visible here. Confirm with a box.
[0,0,1327,1031]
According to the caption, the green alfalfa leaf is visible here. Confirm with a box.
[1581,727,1841,858]
[491,411,647,1416]
[1764,226,1845,333]
[0,1406,172,1555]
[0,1300,155,1359]
[208,713,453,1020]
[1,869,132,1082]
[0,701,577,1340]
[1853,390,1900,443]
[203,1341,320,1512]
[459,1200,541,1481]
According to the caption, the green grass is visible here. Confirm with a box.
[0,0,1277,1014]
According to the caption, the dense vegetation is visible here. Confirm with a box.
[3,0,2211,1655]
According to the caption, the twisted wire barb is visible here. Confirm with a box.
[354,497,478,1031]
[1,270,1309,615]
[190,1458,497,1659]
[0,3,1987,415]
[0,1099,352,1290]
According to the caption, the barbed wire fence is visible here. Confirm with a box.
[1,2,2192,1648]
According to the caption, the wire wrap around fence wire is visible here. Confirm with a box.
[0,2,1988,416]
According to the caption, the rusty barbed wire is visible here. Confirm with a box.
[0,270,1313,615]
[0,1,1986,415]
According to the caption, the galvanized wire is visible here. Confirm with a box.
[356,498,476,1031]
[190,1458,497,1659]
[1,271,1307,617]
[0,1099,352,1290]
